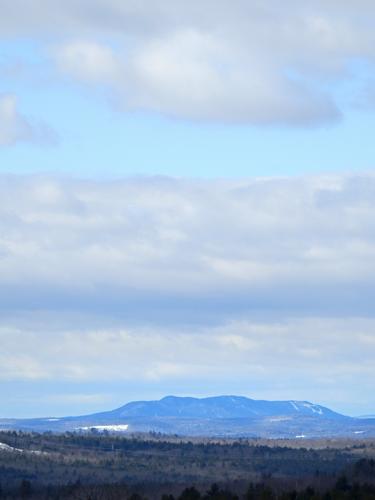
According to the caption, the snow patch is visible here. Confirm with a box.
[0,442,48,455]
[302,403,323,415]
[268,416,292,422]
[0,442,22,452]
[290,401,300,411]
[77,424,129,432]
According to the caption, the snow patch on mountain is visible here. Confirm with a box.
[302,403,323,415]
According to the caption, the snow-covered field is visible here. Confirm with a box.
[0,442,48,455]
[0,442,22,452]
[77,424,129,432]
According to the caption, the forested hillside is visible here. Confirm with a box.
[0,432,374,498]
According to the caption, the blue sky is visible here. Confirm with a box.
[1,1,375,418]
[1,41,375,178]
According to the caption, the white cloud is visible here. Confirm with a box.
[54,41,118,82]
[125,30,339,124]
[0,94,57,147]
[4,0,375,124]
[0,94,34,146]
[52,29,340,125]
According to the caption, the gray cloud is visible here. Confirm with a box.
[4,1,375,124]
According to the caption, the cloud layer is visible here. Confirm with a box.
[1,314,374,414]
[0,174,375,414]
[3,1,375,124]
[1,174,375,314]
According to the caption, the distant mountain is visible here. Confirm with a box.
[103,395,345,420]
[1,395,375,438]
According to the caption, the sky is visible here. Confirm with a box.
[1,1,375,418]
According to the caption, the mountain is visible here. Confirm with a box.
[1,395,375,438]
[102,395,344,420]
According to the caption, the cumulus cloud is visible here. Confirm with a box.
[4,0,375,124]
[54,41,118,83]
[0,94,57,147]
[50,15,343,125]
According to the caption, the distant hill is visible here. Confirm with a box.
[1,395,375,438]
